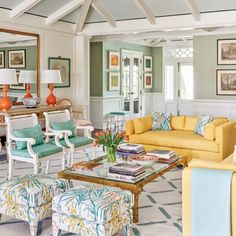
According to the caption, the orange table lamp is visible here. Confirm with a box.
[41,70,62,107]
[0,69,17,112]
[19,70,37,98]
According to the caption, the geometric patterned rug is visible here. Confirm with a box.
[0,147,182,236]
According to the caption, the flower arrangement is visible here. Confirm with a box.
[94,129,128,162]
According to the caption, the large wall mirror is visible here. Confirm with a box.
[0,28,40,105]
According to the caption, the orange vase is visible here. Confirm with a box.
[24,83,33,98]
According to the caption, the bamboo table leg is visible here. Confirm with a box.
[133,192,139,223]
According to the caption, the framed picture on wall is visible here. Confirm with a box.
[217,39,236,65]
[10,71,25,90]
[0,51,5,68]
[144,56,152,71]
[48,57,71,88]
[144,73,152,89]
[8,49,26,68]
[216,69,236,95]
[108,51,120,70]
[108,72,120,90]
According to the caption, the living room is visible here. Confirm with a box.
[0,1,236,236]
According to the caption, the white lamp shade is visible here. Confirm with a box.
[19,70,37,83]
[0,69,17,84]
[41,70,62,84]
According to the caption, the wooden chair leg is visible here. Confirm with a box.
[45,160,50,175]
[71,152,75,165]
[29,222,38,236]
[8,157,14,180]
[66,152,71,167]
[92,146,96,159]
[62,153,65,170]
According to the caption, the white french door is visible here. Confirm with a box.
[121,50,143,117]
[165,60,193,115]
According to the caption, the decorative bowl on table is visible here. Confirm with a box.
[22,97,41,108]
[130,155,159,167]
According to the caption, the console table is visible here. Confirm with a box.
[0,104,72,125]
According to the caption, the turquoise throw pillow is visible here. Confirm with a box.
[51,119,76,137]
[152,112,172,131]
[13,124,44,150]
[195,115,212,136]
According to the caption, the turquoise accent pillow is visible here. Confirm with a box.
[152,112,172,131]
[51,119,76,137]
[13,124,44,150]
[195,115,212,136]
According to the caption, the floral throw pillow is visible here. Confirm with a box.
[195,115,212,136]
[152,112,172,131]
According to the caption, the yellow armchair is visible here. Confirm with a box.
[182,158,236,236]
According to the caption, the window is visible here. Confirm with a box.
[180,64,193,99]
[165,64,174,100]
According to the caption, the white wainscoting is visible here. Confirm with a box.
[90,96,122,129]
[191,99,236,119]
[90,95,236,129]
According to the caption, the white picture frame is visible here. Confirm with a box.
[144,73,152,89]
[109,72,120,91]
[108,51,120,70]
[144,56,152,71]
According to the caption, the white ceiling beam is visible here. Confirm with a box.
[76,0,92,32]
[134,0,156,25]
[91,0,116,28]
[46,0,84,25]
[10,0,42,19]
[184,0,200,21]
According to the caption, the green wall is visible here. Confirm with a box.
[0,45,37,94]
[90,41,163,97]
[194,34,236,100]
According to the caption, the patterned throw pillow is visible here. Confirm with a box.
[195,115,212,136]
[152,112,172,131]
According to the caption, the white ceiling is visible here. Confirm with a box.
[0,0,236,27]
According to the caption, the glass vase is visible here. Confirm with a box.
[106,146,117,163]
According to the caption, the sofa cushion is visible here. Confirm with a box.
[52,184,134,224]
[152,112,172,131]
[204,119,228,140]
[133,115,152,134]
[184,116,199,131]
[13,124,44,150]
[195,115,212,136]
[125,120,134,136]
[0,175,70,207]
[129,130,219,153]
[171,116,185,130]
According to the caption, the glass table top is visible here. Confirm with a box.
[64,155,182,184]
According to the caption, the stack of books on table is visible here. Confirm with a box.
[116,143,145,158]
[146,150,179,164]
[108,163,146,182]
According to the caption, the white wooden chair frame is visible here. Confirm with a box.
[6,114,67,180]
[43,109,96,166]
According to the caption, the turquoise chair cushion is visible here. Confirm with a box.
[52,183,134,224]
[11,143,63,158]
[0,175,70,208]
[50,136,93,148]
[51,119,76,137]
[12,124,44,150]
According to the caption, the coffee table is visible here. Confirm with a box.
[58,155,187,223]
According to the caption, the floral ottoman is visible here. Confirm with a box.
[0,175,70,236]
[52,184,134,236]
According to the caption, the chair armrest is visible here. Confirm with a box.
[43,131,63,139]
[75,125,94,138]
[10,134,36,145]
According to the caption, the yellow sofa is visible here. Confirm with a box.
[182,157,236,236]
[125,115,236,163]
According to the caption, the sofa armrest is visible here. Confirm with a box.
[215,121,236,160]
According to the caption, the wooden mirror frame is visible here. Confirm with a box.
[0,28,40,105]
